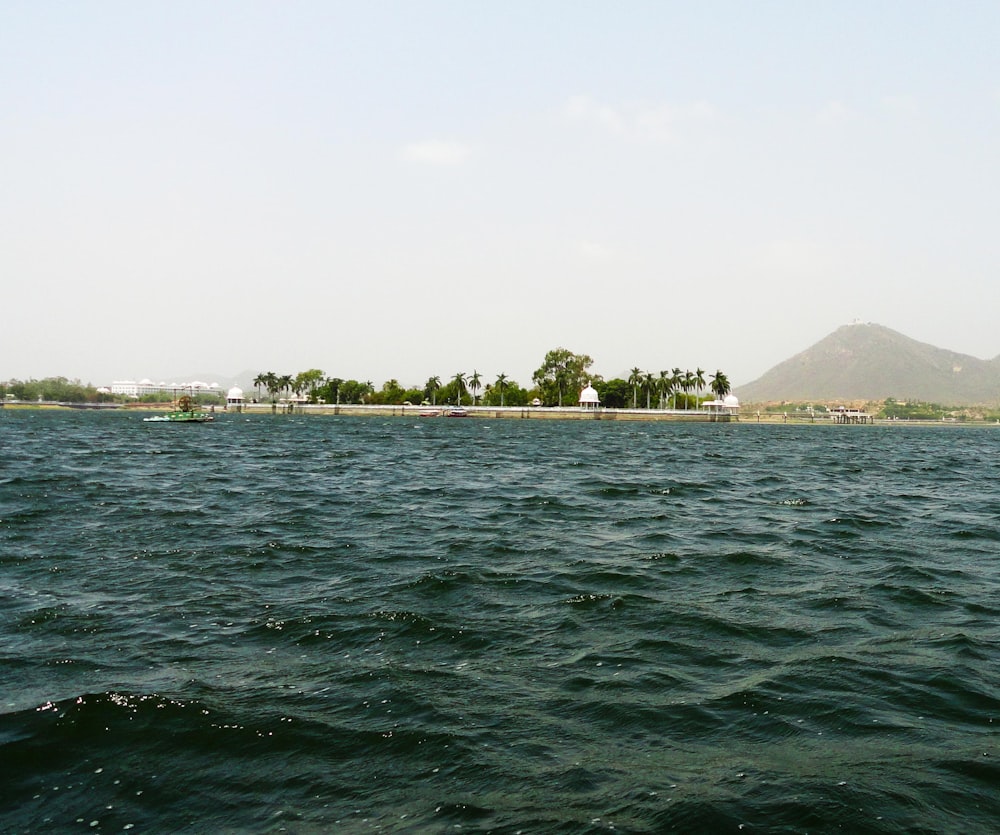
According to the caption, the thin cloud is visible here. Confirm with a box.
[563,95,716,142]
[882,94,919,115]
[579,240,613,260]
[401,140,472,166]
[815,100,854,126]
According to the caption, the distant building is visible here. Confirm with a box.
[110,379,222,398]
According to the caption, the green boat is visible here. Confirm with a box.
[143,395,215,423]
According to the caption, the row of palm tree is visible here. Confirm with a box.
[426,370,493,406]
[252,361,729,409]
[253,371,370,403]
[625,367,731,410]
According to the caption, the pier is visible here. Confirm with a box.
[831,407,873,424]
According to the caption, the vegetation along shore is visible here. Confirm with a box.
[6,345,1000,423]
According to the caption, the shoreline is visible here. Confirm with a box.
[5,400,999,427]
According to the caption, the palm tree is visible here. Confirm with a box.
[253,373,267,402]
[628,367,644,409]
[658,370,671,410]
[710,370,731,400]
[682,370,696,409]
[695,368,706,406]
[670,368,682,409]
[643,372,655,409]
[495,372,508,406]
[425,375,441,406]
[468,370,482,405]
[262,372,281,402]
[451,372,467,406]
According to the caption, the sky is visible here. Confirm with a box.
[3,1,999,391]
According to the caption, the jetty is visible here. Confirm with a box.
[831,407,874,424]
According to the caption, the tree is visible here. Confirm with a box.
[294,369,325,402]
[658,370,671,410]
[483,377,529,407]
[468,370,482,405]
[644,372,655,409]
[371,379,406,404]
[682,370,696,409]
[532,348,595,406]
[628,367,644,409]
[671,368,682,409]
[425,376,441,406]
[696,368,706,404]
[253,373,267,401]
[451,372,467,406]
[709,370,731,400]
[260,372,281,402]
[337,380,369,404]
[596,378,629,408]
[319,377,344,404]
[495,372,508,406]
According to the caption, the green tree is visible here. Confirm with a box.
[371,379,406,405]
[643,372,655,409]
[670,368,682,409]
[594,378,628,408]
[318,377,343,404]
[709,370,731,400]
[424,376,441,406]
[533,348,595,406]
[294,369,325,402]
[468,370,482,405]
[628,367,644,409]
[682,370,696,409]
[451,371,467,406]
[482,377,529,406]
[658,370,671,409]
[260,372,280,402]
[494,372,508,406]
[337,380,368,404]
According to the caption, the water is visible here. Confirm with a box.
[2,410,999,833]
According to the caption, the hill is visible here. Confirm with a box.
[738,323,1000,405]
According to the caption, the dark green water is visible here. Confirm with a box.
[2,411,999,833]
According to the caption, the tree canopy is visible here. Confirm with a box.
[532,348,595,406]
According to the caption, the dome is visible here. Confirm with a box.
[227,386,244,400]
[723,394,739,407]
[579,383,600,405]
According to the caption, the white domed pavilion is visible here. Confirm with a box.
[227,386,245,411]
[579,383,600,409]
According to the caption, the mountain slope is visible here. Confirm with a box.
[739,323,1000,405]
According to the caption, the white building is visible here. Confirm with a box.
[226,386,245,411]
[579,382,600,409]
[110,379,223,398]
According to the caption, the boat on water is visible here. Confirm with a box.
[143,395,214,423]
[418,406,470,418]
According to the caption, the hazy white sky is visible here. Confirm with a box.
[3,1,999,390]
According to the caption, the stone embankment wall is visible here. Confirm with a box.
[236,403,735,422]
